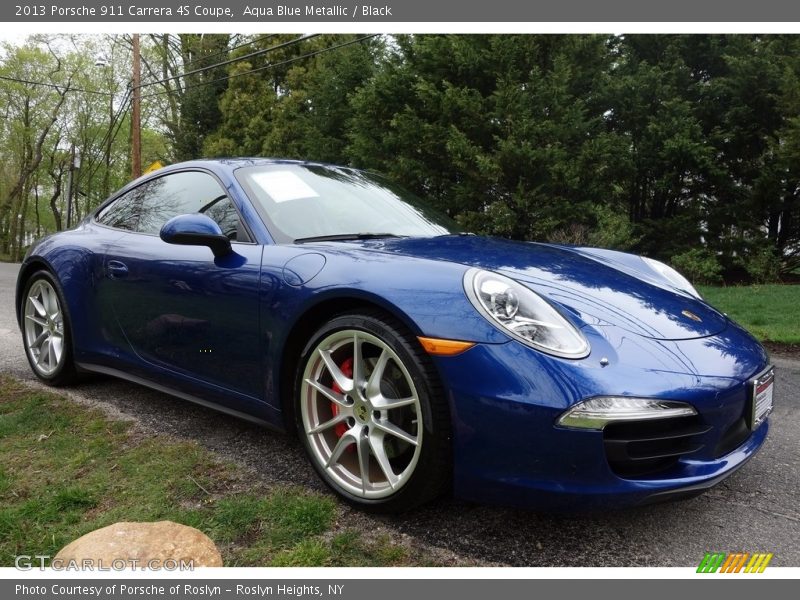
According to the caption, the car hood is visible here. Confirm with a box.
[335,236,728,341]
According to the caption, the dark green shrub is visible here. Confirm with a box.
[670,248,723,285]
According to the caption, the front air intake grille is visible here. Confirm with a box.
[604,415,711,478]
[714,416,750,458]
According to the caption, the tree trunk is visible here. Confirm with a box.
[33,174,41,238]
[3,77,71,256]
[15,185,30,260]
[49,156,66,232]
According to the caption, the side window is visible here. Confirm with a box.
[95,190,140,231]
[200,196,248,241]
[136,171,229,235]
[97,171,250,242]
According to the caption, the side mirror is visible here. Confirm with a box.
[160,214,232,258]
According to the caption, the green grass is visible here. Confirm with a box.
[0,376,436,567]
[698,284,800,345]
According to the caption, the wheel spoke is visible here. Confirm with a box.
[305,378,349,408]
[47,337,56,367]
[372,395,417,410]
[51,335,63,365]
[31,330,48,350]
[308,412,349,434]
[325,432,354,468]
[37,338,50,366]
[29,295,46,317]
[368,432,398,489]
[26,314,47,328]
[352,333,363,387]
[319,349,353,392]
[365,349,390,399]
[373,419,418,447]
[356,432,371,494]
[43,285,56,318]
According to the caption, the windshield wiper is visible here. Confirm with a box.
[293,233,407,244]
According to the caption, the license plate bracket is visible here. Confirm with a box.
[749,366,774,430]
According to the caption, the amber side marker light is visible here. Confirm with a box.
[417,336,475,356]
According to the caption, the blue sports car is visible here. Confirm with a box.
[16,159,774,513]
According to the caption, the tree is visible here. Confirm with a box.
[3,33,799,281]
[0,34,172,259]
[162,34,231,161]
[348,35,620,241]
[0,42,71,260]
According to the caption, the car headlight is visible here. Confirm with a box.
[464,268,590,359]
[641,256,701,299]
[557,397,697,430]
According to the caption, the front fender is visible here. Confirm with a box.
[266,246,509,347]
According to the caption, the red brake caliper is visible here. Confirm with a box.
[330,356,353,441]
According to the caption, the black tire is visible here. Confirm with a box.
[294,311,451,513]
[20,270,78,386]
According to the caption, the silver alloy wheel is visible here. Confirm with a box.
[300,329,423,500]
[23,279,65,377]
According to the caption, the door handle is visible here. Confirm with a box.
[106,260,129,279]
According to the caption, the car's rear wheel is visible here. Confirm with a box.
[295,312,451,513]
[21,270,78,386]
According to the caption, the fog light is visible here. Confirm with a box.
[557,397,697,430]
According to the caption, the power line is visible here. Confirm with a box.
[80,95,132,204]
[131,34,279,89]
[138,34,320,90]
[180,34,279,72]
[75,34,377,194]
[82,89,133,186]
[75,106,130,214]
[76,86,132,179]
[0,74,112,96]
[0,35,319,104]
[92,86,132,156]
[140,35,380,100]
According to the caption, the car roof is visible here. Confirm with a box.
[106,157,351,201]
[159,157,345,172]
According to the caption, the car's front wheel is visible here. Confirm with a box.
[295,312,451,513]
[21,270,78,386]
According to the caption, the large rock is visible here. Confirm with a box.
[54,521,223,568]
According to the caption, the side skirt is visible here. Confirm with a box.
[75,362,284,431]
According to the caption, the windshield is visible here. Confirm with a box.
[235,164,460,244]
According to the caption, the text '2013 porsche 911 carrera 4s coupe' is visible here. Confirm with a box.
[16,159,774,513]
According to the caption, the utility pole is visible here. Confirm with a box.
[131,33,142,179]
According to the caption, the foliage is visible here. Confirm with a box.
[0,34,172,261]
[738,243,783,284]
[670,248,723,285]
[169,34,230,161]
[2,34,800,282]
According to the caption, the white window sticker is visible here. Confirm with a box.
[250,170,320,203]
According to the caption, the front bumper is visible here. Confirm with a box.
[435,323,771,510]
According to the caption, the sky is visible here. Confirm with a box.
[0,32,27,45]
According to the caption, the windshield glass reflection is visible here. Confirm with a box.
[235,164,459,243]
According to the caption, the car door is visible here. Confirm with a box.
[101,170,265,401]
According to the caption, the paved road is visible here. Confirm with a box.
[2,261,799,567]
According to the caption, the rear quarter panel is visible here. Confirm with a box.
[17,223,124,365]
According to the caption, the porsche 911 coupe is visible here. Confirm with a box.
[16,158,774,513]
